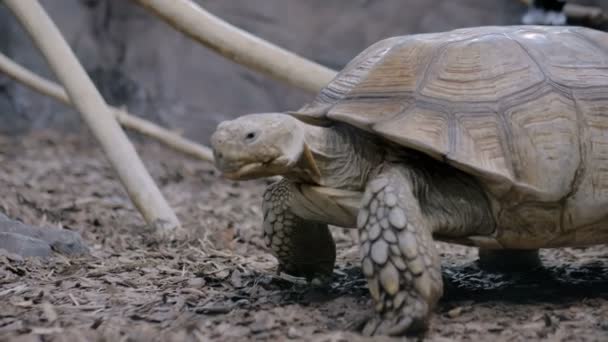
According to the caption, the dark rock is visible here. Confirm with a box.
[0,232,52,257]
[0,213,89,257]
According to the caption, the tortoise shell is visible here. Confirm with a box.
[294,26,608,223]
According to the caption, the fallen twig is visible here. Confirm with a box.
[0,284,28,297]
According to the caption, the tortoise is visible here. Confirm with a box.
[210,25,608,336]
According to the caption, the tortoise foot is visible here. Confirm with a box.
[477,248,541,272]
[0,213,89,257]
[362,297,430,336]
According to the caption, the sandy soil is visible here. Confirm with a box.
[0,132,606,341]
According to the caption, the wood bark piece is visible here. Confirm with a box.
[0,52,214,162]
[3,0,183,239]
[131,0,338,94]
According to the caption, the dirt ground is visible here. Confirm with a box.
[0,131,607,342]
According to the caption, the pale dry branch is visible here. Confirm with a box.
[131,0,338,93]
[519,0,606,22]
[3,0,182,238]
[564,3,605,22]
[0,52,214,162]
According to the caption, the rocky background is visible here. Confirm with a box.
[0,0,606,142]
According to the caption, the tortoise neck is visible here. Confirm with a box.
[289,123,383,190]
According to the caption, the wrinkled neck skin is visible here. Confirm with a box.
[286,123,385,190]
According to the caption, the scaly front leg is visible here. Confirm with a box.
[359,167,443,336]
[262,178,336,282]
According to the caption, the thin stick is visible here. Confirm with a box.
[3,0,182,238]
[131,0,337,94]
[0,52,213,162]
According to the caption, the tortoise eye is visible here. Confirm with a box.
[244,131,258,142]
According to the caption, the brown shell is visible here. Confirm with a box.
[294,26,608,212]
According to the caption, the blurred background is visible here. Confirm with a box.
[1,0,607,142]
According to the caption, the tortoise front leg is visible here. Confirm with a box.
[262,179,336,282]
[359,167,443,336]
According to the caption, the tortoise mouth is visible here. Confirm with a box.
[219,156,289,180]
[222,162,266,180]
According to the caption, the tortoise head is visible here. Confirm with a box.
[211,113,319,180]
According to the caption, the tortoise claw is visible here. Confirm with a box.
[362,308,428,337]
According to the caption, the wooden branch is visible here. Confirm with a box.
[131,0,338,94]
[114,109,214,162]
[564,3,605,22]
[3,0,183,238]
[0,52,214,162]
[519,0,605,22]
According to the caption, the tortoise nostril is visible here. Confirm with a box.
[216,152,224,160]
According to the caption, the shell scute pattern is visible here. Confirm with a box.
[298,26,608,219]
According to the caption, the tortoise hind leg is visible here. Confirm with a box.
[262,179,336,282]
[477,248,541,271]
